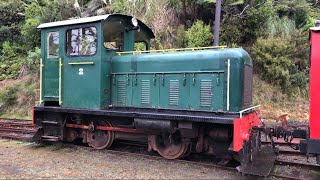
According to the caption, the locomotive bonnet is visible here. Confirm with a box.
[33,14,268,176]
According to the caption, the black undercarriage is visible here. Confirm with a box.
[33,106,271,176]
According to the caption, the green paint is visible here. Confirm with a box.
[112,48,252,112]
[39,14,253,112]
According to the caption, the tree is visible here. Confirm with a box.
[0,0,26,52]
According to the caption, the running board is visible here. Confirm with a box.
[237,146,276,177]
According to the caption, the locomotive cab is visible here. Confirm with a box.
[38,14,155,109]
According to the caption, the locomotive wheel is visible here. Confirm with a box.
[150,132,188,160]
[87,121,114,150]
[181,143,192,158]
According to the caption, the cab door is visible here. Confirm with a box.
[42,30,61,103]
[61,25,100,109]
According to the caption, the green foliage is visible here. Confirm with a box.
[185,20,212,47]
[21,18,41,49]
[134,42,147,51]
[245,1,276,41]
[110,0,126,13]
[0,76,39,116]
[26,47,41,74]
[0,86,18,112]
[0,42,26,81]
[220,16,243,46]
[175,25,187,48]
[251,32,309,97]
[198,0,244,5]
[252,38,292,89]
[264,16,296,38]
[0,0,26,52]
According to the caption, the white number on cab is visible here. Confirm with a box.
[79,68,84,75]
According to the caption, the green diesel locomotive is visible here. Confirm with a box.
[34,14,267,175]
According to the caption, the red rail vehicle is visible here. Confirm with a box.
[260,21,320,165]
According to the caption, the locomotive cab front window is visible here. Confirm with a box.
[103,21,124,51]
[47,32,59,58]
[66,26,97,56]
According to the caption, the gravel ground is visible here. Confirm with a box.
[0,139,243,179]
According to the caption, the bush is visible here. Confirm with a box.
[185,20,212,47]
[0,76,39,116]
[174,25,187,48]
[251,35,309,97]
[26,47,41,74]
[0,41,26,80]
[21,18,41,49]
[244,1,276,41]
[220,16,243,46]
[0,86,18,113]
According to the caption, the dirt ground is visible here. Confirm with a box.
[0,139,244,179]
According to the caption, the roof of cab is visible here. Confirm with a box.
[37,15,110,29]
[37,14,155,38]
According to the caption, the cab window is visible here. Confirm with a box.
[66,26,97,56]
[103,21,124,51]
[134,29,150,51]
[134,42,147,51]
[47,32,59,58]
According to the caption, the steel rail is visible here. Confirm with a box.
[0,127,36,134]
[65,143,310,180]
[276,159,320,170]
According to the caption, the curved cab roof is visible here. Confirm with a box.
[37,14,155,38]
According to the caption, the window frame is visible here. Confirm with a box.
[103,20,125,52]
[47,31,60,58]
[65,25,98,57]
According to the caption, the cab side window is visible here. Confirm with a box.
[47,32,59,58]
[103,21,124,51]
[66,26,97,56]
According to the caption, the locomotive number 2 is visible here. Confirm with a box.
[79,68,84,75]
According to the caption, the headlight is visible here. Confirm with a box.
[131,17,138,27]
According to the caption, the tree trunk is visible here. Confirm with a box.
[181,0,187,27]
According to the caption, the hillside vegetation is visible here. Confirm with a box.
[0,0,317,120]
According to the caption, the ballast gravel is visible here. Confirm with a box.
[0,139,242,179]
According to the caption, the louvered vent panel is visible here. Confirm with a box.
[117,80,126,105]
[169,80,179,106]
[200,80,212,107]
[141,80,150,104]
[243,65,253,107]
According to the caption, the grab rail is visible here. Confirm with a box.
[116,46,227,56]
[59,58,63,105]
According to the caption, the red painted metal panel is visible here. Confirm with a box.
[309,30,320,139]
[233,112,261,152]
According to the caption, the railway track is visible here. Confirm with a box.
[0,118,35,141]
[0,119,318,179]
[74,142,319,180]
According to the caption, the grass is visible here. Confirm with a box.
[0,75,39,119]
[253,75,309,122]
[0,114,32,120]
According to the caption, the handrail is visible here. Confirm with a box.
[40,58,43,104]
[239,105,261,118]
[59,58,63,105]
[68,62,95,65]
[116,46,227,56]
[227,59,230,111]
